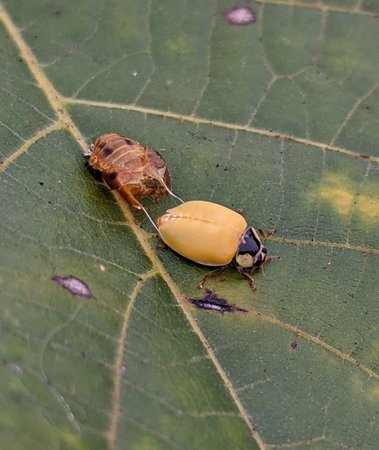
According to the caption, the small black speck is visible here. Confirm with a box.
[216,163,219,168]
[290,340,298,350]
[18,58,22,62]
[39,181,44,186]
[80,351,86,358]
[34,35,38,39]
[365,106,370,110]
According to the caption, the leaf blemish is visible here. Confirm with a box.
[189,289,248,314]
[290,340,298,350]
[223,5,256,26]
[52,275,92,298]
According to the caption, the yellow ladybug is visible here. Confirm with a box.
[157,200,274,289]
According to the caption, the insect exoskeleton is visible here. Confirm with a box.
[86,133,173,209]
[156,200,274,289]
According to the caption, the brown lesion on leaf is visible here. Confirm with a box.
[290,340,298,350]
[189,289,248,314]
[52,275,92,298]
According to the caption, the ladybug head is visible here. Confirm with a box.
[235,227,267,269]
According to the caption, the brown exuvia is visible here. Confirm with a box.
[86,133,171,209]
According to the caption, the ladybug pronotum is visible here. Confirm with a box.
[86,133,177,209]
[157,200,274,289]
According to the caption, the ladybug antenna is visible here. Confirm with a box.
[140,205,160,233]
[155,174,184,204]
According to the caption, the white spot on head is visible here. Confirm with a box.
[236,253,254,268]
[224,6,256,26]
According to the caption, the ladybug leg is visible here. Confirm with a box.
[256,255,280,279]
[260,255,280,273]
[237,266,257,290]
[256,228,276,240]
[197,265,229,289]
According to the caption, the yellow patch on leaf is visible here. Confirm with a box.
[316,173,379,219]
[319,187,354,215]
[356,195,379,218]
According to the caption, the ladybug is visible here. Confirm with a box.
[157,200,275,289]
[86,133,179,210]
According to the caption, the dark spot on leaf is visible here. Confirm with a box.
[290,340,298,350]
[223,5,256,26]
[39,181,44,186]
[189,289,248,314]
[18,58,22,63]
[52,275,92,298]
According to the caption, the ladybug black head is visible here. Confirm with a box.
[235,227,267,269]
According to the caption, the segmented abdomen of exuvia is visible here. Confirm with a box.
[88,133,171,208]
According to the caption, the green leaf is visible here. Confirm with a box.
[0,1,378,449]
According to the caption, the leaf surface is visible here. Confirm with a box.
[0,1,378,449]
